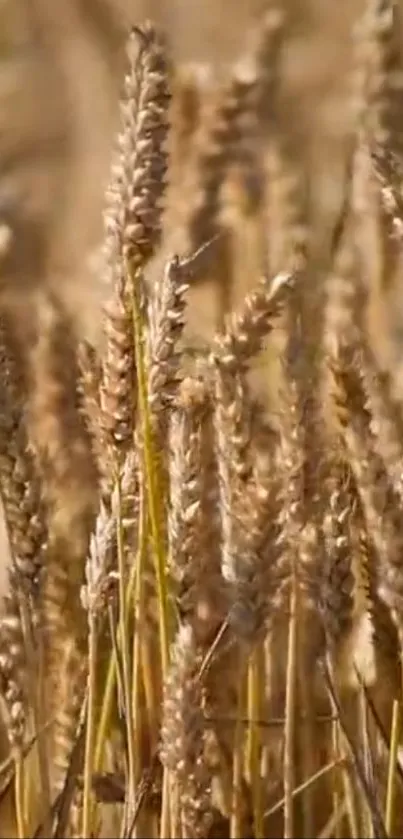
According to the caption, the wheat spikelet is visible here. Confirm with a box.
[147,254,189,428]
[358,335,403,497]
[187,63,260,254]
[352,0,403,362]
[160,623,213,838]
[213,365,282,642]
[168,375,223,644]
[371,145,403,244]
[24,289,97,792]
[331,336,403,638]
[319,462,356,655]
[0,315,46,588]
[211,270,294,375]
[77,340,104,490]
[0,313,47,751]
[103,22,171,281]
[99,280,135,479]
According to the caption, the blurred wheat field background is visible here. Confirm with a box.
[1,1,403,837]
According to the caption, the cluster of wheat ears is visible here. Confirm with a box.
[3,2,403,837]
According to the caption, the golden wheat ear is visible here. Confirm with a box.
[351,0,403,365]
[0,310,48,747]
[100,19,172,468]
[160,623,213,838]
[103,21,171,283]
[371,145,403,243]
[330,337,403,639]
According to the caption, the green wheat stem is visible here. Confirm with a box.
[132,491,147,782]
[82,611,97,838]
[93,547,144,775]
[116,469,136,815]
[128,267,171,675]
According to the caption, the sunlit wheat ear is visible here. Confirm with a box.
[358,335,403,495]
[211,270,294,374]
[371,145,403,242]
[103,21,171,283]
[330,338,403,633]
[147,254,189,440]
[213,366,282,642]
[362,520,402,702]
[0,314,47,750]
[168,376,223,643]
[303,459,355,659]
[77,340,103,491]
[99,279,136,487]
[160,623,212,838]
[0,316,46,587]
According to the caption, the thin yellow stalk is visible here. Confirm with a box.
[283,568,298,838]
[359,685,373,838]
[81,613,97,838]
[332,715,342,839]
[385,699,401,835]
[246,644,264,838]
[116,472,136,814]
[132,500,147,782]
[160,768,171,839]
[129,271,171,676]
[93,648,117,771]
[230,653,247,839]
[264,756,345,819]
[318,800,348,839]
[93,502,145,774]
[128,268,172,835]
[298,634,315,838]
[14,754,25,839]
[337,722,360,838]
[325,669,360,838]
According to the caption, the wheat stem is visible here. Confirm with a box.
[230,652,247,839]
[246,644,264,838]
[115,471,136,816]
[129,273,171,674]
[14,754,25,839]
[283,564,298,838]
[385,699,401,835]
[82,612,97,838]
